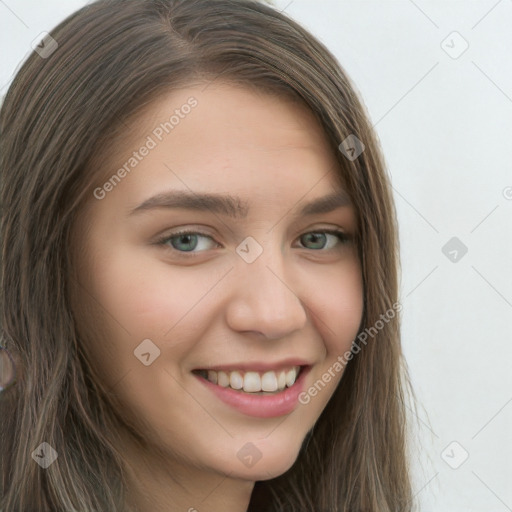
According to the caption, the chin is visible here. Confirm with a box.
[252,454,299,481]
[219,435,304,481]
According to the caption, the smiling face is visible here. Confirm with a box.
[71,82,364,487]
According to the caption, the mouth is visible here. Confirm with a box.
[192,365,305,395]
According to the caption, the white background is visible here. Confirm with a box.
[1,1,512,510]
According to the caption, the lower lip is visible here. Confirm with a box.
[194,366,310,418]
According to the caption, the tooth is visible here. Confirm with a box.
[243,371,261,392]
[261,371,278,392]
[230,371,243,390]
[285,367,297,387]
[217,371,229,387]
[205,367,301,392]
[277,371,286,391]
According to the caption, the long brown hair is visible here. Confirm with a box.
[0,0,414,510]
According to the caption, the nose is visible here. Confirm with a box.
[224,244,308,340]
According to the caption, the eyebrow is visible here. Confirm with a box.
[128,189,351,218]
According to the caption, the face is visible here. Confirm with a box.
[71,83,363,483]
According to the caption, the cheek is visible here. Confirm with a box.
[295,258,363,407]
[78,246,235,385]
[86,246,218,337]
[310,256,364,354]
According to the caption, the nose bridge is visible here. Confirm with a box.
[225,234,307,338]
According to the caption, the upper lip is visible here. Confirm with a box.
[193,358,313,373]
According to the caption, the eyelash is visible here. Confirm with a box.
[154,228,351,257]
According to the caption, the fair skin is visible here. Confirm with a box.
[71,82,363,512]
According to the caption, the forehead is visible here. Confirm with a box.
[87,82,349,216]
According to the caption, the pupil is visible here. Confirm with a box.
[304,232,325,249]
[174,234,197,251]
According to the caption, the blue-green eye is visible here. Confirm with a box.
[156,229,350,255]
[299,230,350,250]
[159,231,217,252]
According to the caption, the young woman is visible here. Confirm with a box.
[0,0,414,510]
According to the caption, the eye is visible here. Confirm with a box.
[155,228,351,256]
[298,229,351,250]
[156,230,218,253]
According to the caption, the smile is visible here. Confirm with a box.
[192,364,310,418]
[193,366,302,394]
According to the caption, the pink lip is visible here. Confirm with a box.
[194,365,311,418]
